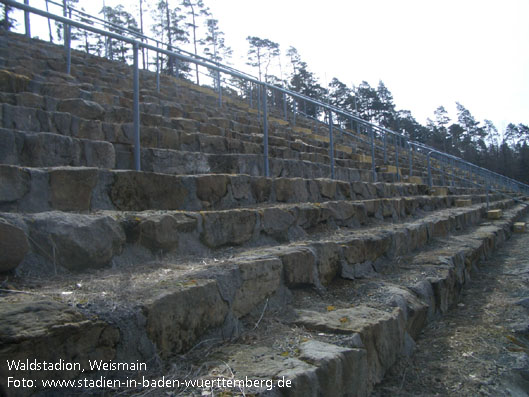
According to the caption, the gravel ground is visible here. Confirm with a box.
[372,216,529,397]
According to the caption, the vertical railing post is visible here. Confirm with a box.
[369,126,377,182]
[486,179,490,211]
[383,133,387,164]
[395,135,400,181]
[283,92,287,121]
[249,83,253,108]
[293,100,296,126]
[262,85,269,177]
[65,6,71,75]
[450,159,454,186]
[133,42,141,171]
[217,69,222,107]
[408,142,413,177]
[257,84,261,120]
[24,0,30,37]
[427,152,433,188]
[62,1,68,66]
[440,159,446,186]
[329,111,335,179]
[155,50,160,93]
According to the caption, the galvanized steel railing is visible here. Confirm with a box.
[3,0,529,198]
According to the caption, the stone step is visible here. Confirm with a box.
[1,199,524,396]
[1,191,498,274]
[160,201,527,396]
[0,129,115,169]
[0,39,511,195]
[0,164,431,213]
[0,66,452,183]
[0,103,371,168]
[0,127,376,177]
[0,74,454,188]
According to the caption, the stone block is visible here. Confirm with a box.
[278,246,316,287]
[0,299,119,385]
[16,92,45,109]
[76,119,104,140]
[316,179,337,199]
[513,222,526,233]
[0,165,30,204]
[81,139,116,169]
[232,257,282,317]
[250,177,272,202]
[0,219,29,272]
[326,201,358,223]
[335,144,353,154]
[143,279,228,357]
[110,171,189,211]
[293,126,312,135]
[201,209,256,248]
[49,168,98,211]
[313,241,341,285]
[21,132,80,167]
[298,340,368,397]
[137,213,196,252]
[2,103,40,131]
[57,98,104,120]
[195,174,229,205]
[455,199,472,207]
[261,207,296,241]
[354,154,372,164]
[0,69,30,93]
[274,177,309,203]
[295,306,404,385]
[381,165,398,173]
[408,176,423,185]
[28,212,126,271]
[487,209,502,220]
[430,187,448,196]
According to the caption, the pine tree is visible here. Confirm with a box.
[181,0,210,84]
[246,36,280,83]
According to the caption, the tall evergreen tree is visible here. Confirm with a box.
[151,0,188,75]
[1,4,15,31]
[101,5,139,62]
[287,52,326,118]
[374,81,397,129]
[181,0,210,84]
[246,36,280,83]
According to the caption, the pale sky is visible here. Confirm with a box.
[11,0,529,133]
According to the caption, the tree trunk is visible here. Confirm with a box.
[165,0,173,75]
[190,3,199,84]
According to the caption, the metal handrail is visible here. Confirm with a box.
[3,0,529,195]
[44,0,257,81]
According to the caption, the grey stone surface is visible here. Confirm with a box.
[232,256,282,317]
[0,165,30,204]
[0,298,119,387]
[27,212,125,271]
[201,209,257,248]
[143,279,228,357]
[299,339,369,397]
[278,246,317,287]
[49,167,98,211]
[0,219,29,272]
[57,98,104,120]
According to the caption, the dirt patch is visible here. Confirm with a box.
[373,216,529,397]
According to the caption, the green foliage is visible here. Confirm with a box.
[246,36,280,83]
